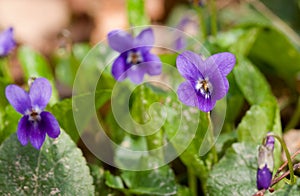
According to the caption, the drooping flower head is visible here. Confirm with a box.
[257,134,275,190]
[5,78,60,150]
[107,28,162,84]
[177,51,236,112]
[0,27,16,57]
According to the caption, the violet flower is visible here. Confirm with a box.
[107,28,162,84]
[177,51,236,112]
[257,135,275,190]
[0,27,16,57]
[174,16,198,50]
[5,78,60,150]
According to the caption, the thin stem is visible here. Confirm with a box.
[0,58,12,82]
[284,97,300,132]
[209,0,217,36]
[195,6,207,40]
[188,167,197,196]
[139,85,163,159]
[207,112,218,164]
[271,163,300,187]
[271,134,296,184]
[275,148,300,178]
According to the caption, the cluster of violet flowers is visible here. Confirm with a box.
[108,27,236,112]
[3,26,236,150]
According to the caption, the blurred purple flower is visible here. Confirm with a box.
[174,16,198,51]
[107,28,162,84]
[257,135,275,190]
[177,51,235,112]
[5,78,60,150]
[0,27,16,57]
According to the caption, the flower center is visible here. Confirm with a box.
[26,108,41,123]
[195,79,212,99]
[127,51,143,65]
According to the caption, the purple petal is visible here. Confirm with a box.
[126,65,146,84]
[112,54,128,81]
[134,28,154,49]
[205,52,235,76]
[143,53,162,76]
[108,30,134,53]
[208,68,227,101]
[177,81,199,108]
[29,78,52,110]
[174,36,186,51]
[176,51,203,81]
[197,93,216,112]
[40,111,60,138]
[265,135,275,151]
[17,115,30,146]
[0,27,16,56]
[257,165,272,190]
[29,123,46,150]
[5,84,31,114]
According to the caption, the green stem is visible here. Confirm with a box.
[195,6,207,40]
[188,167,197,196]
[271,134,296,184]
[284,96,300,132]
[207,112,218,164]
[0,58,12,82]
[139,85,163,159]
[209,0,217,36]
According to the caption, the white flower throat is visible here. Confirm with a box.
[195,79,212,99]
[127,51,143,65]
[26,107,41,123]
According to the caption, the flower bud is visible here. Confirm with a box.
[256,135,275,190]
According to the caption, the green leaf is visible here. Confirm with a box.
[207,143,257,196]
[89,165,118,196]
[159,53,177,67]
[249,27,300,87]
[237,105,269,144]
[17,46,58,103]
[266,178,300,196]
[229,27,260,56]
[0,77,9,112]
[105,171,125,190]
[50,90,112,142]
[233,58,273,105]
[0,130,94,195]
[0,105,21,144]
[54,43,91,86]
[127,0,149,27]
[50,98,79,142]
[121,166,177,195]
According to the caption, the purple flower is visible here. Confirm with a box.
[256,135,275,190]
[0,27,16,57]
[176,51,236,112]
[5,78,60,150]
[257,165,273,190]
[107,28,162,84]
[174,16,198,50]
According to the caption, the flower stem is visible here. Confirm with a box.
[195,6,207,40]
[275,148,300,178]
[207,112,218,164]
[188,167,197,196]
[139,84,163,159]
[208,0,217,37]
[271,134,296,184]
[0,58,12,82]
